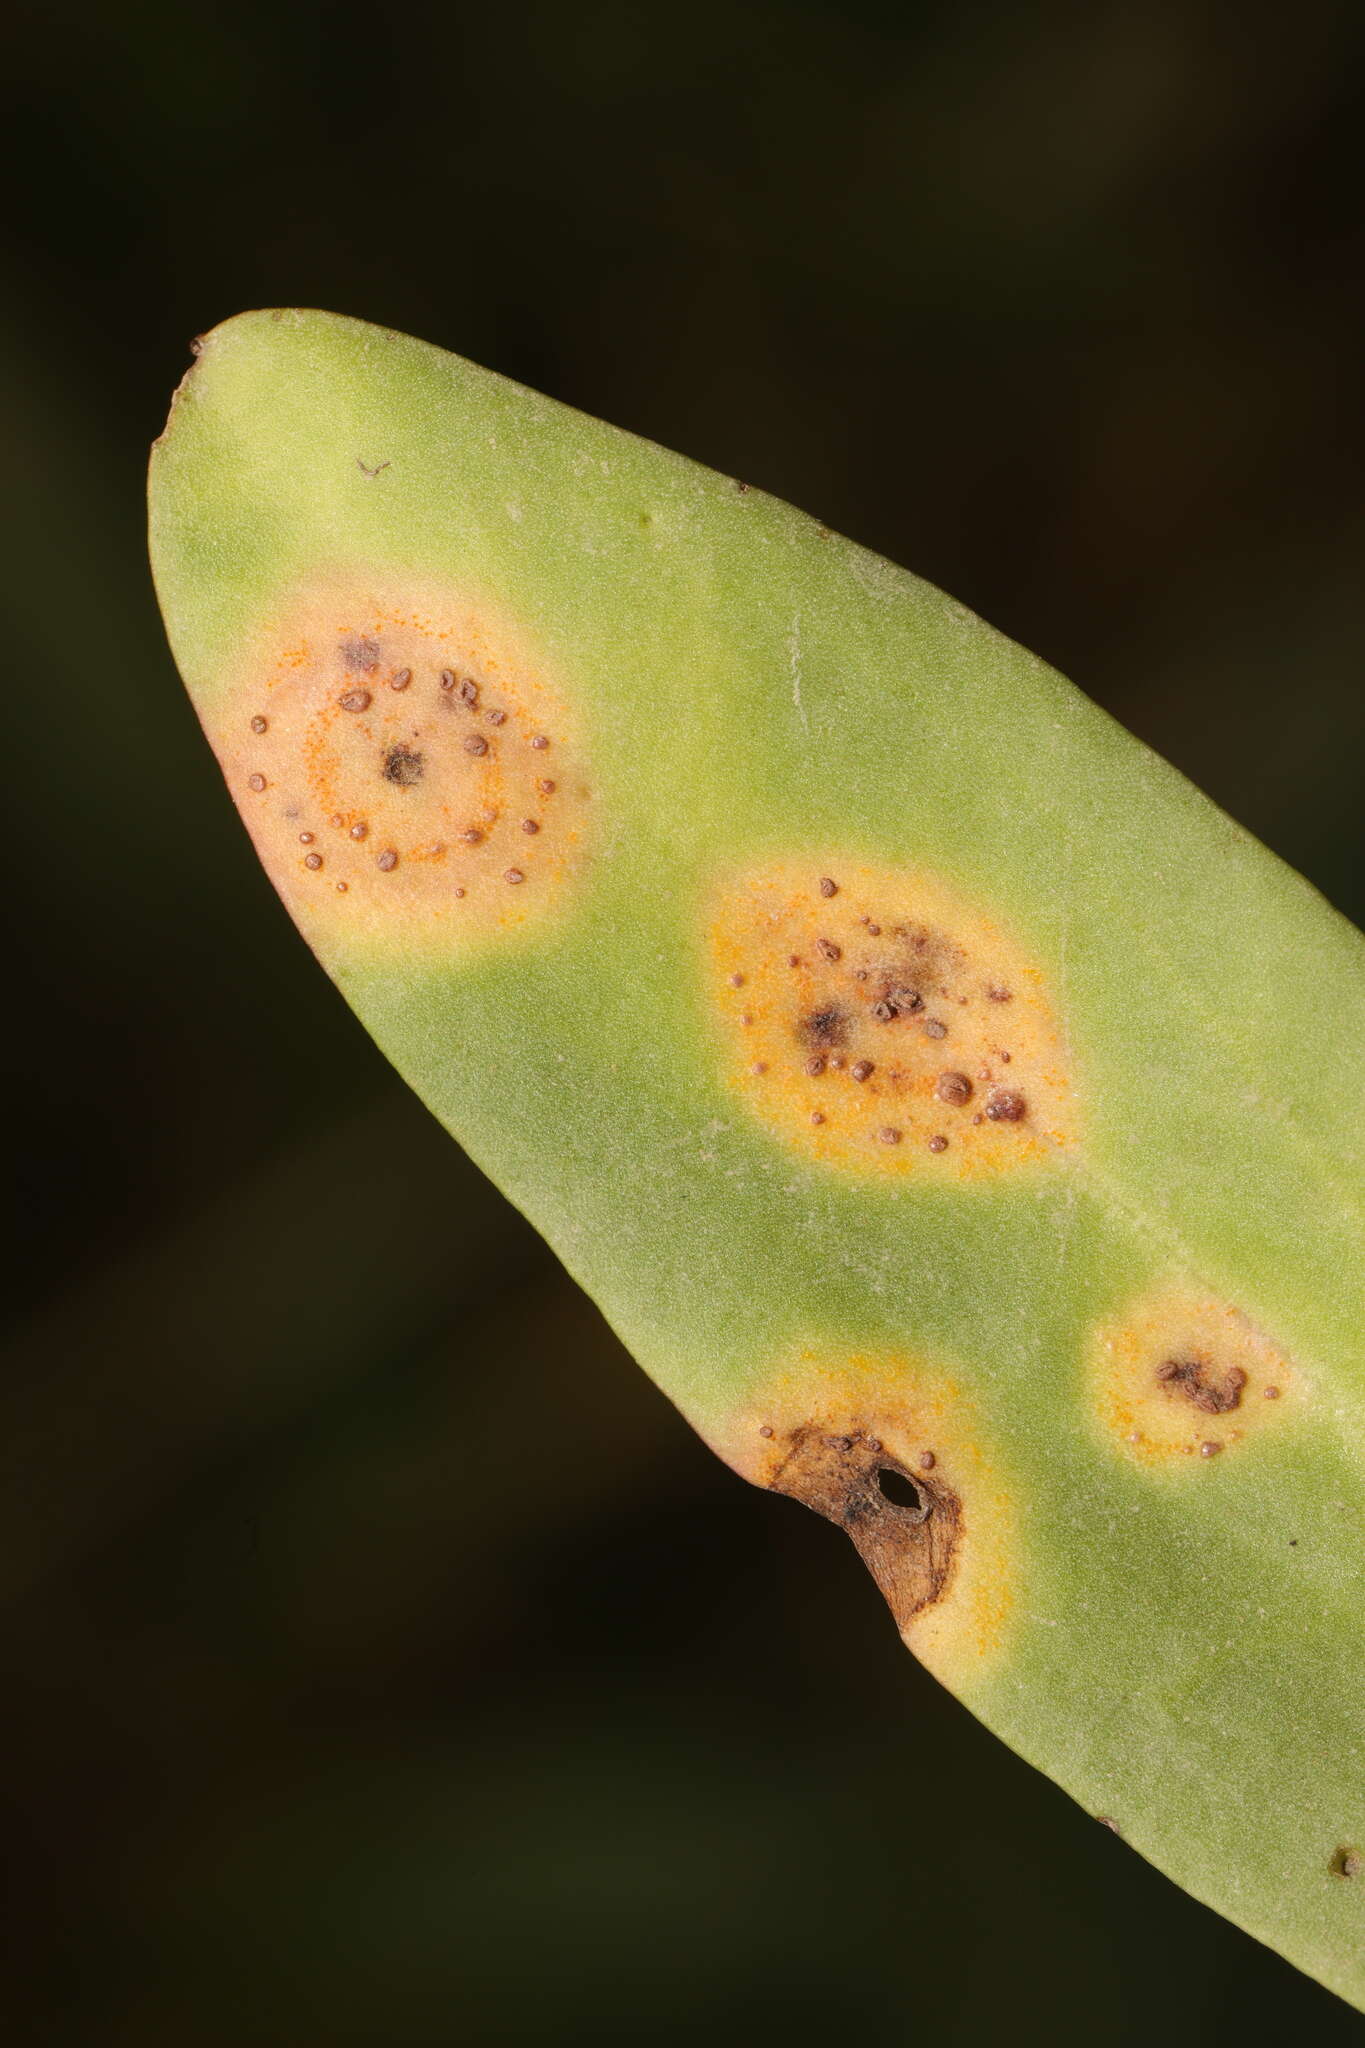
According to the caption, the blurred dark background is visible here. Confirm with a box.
[4,1,1364,2040]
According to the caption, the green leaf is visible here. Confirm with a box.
[149,309,1365,2005]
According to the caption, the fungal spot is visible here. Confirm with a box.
[304,852,322,871]
[531,735,550,750]
[1092,1285,1298,1467]
[1157,1357,1246,1416]
[1330,1847,1362,1879]
[504,868,525,884]
[707,861,1074,1178]
[298,831,314,845]
[810,1110,825,1125]
[209,578,589,952]
[336,881,348,892]
[383,743,425,788]
[537,779,556,796]
[487,709,507,726]
[819,877,839,898]
[711,1349,1015,1683]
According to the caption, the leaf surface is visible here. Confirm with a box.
[150,309,1365,2003]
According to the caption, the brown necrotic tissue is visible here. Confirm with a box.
[1091,1285,1297,1466]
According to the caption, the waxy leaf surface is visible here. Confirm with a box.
[150,310,1365,2005]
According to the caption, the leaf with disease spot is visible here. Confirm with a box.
[149,310,1365,2007]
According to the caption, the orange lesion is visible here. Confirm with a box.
[709,1347,1017,1686]
[1092,1285,1298,1466]
[706,862,1076,1179]
[208,575,591,955]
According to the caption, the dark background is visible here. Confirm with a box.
[5,1,1365,2040]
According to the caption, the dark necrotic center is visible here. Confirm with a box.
[383,743,425,788]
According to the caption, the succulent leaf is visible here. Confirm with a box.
[149,309,1365,2006]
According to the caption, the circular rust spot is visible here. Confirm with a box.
[936,1071,973,1106]
[520,817,539,834]
[299,831,315,845]
[247,773,267,792]
[805,1055,826,1077]
[250,715,268,734]
[537,778,556,796]
[350,822,368,840]
[339,689,372,712]
[304,852,323,871]
[928,1135,949,1153]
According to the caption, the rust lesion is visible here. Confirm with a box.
[1092,1284,1297,1466]
[766,1422,961,1630]
[707,1347,1016,1685]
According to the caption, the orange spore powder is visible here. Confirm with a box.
[706,862,1076,1179]
[210,578,590,955]
[1092,1286,1297,1467]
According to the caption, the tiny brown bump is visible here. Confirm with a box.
[936,1071,973,1106]
[919,1451,936,1471]
[335,881,348,893]
[987,985,1013,1003]
[740,1013,752,1027]
[928,1135,949,1153]
[729,972,745,988]
[350,822,368,840]
[504,868,526,884]
[924,1019,948,1040]
[1332,1848,1363,1878]
[818,876,838,898]
[851,1059,874,1083]
[389,668,411,690]
[250,715,268,734]
[985,1089,1027,1122]
[521,818,540,835]
[330,814,344,828]
[816,938,841,962]
[866,923,881,936]
[751,1061,768,1075]
[377,849,398,872]
[1200,1440,1223,1459]
[487,708,507,725]
[440,669,458,692]
[459,676,478,704]
[464,734,489,756]
[788,954,801,969]
[247,773,266,792]
[299,831,315,845]
[537,778,556,796]
[878,1126,902,1145]
[805,1056,826,1077]
[339,688,371,712]
[460,828,483,845]
[531,735,550,750]
[759,1424,775,1438]
[304,853,323,871]
[1264,1385,1281,1400]
[810,1110,825,1126]
[999,1050,1012,1064]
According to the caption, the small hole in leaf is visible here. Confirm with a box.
[878,1467,925,1513]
